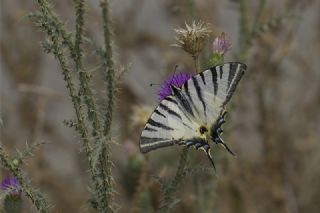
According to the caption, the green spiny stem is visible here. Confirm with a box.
[238,0,250,61]
[73,0,105,137]
[252,0,266,33]
[36,0,103,137]
[50,36,110,211]
[73,4,113,209]
[74,0,85,72]
[159,148,189,213]
[101,0,116,137]
[36,0,74,52]
[30,8,91,156]
[42,19,104,209]
[99,0,116,212]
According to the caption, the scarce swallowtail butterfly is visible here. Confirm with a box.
[139,62,246,169]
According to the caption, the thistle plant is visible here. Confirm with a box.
[28,0,118,212]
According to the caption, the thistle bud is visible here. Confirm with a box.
[205,32,232,68]
[212,32,231,56]
[1,176,23,213]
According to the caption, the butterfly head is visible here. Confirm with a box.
[197,125,210,141]
[199,126,208,134]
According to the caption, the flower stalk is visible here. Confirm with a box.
[159,147,189,213]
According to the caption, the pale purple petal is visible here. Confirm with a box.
[1,176,20,196]
[212,33,231,56]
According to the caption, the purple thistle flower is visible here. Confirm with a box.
[1,176,20,196]
[212,32,231,56]
[158,71,191,101]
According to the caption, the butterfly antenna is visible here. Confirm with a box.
[150,83,161,87]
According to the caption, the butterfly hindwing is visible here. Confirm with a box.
[140,95,198,153]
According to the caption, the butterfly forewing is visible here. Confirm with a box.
[179,62,246,124]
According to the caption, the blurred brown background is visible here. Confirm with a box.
[1,0,320,212]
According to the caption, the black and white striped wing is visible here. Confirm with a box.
[139,62,246,153]
[140,95,199,153]
[178,62,246,124]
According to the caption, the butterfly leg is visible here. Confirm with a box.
[184,140,197,148]
[194,142,204,149]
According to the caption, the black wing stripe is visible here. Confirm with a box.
[164,96,193,123]
[192,76,206,116]
[171,86,194,116]
[184,82,195,106]
[154,109,166,118]
[159,103,182,120]
[140,140,175,153]
[211,68,218,95]
[140,136,169,145]
[183,81,200,115]
[164,96,178,105]
[219,66,223,79]
[200,72,206,85]
[227,63,237,91]
[144,127,157,132]
[148,118,174,130]
[223,63,246,105]
[182,122,193,130]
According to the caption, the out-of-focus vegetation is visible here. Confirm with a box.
[1,0,320,212]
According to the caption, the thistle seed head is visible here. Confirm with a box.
[174,21,211,56]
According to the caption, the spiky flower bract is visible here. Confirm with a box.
[158,71,191,101]
[174,21,211,57]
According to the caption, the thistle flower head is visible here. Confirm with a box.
[174,21,211,56]
[158,71,191,101]
[212,32,231,56]
[1,176,20,196]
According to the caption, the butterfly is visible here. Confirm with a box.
[139,62,246,169]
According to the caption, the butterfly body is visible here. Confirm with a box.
[140,62,246,168]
